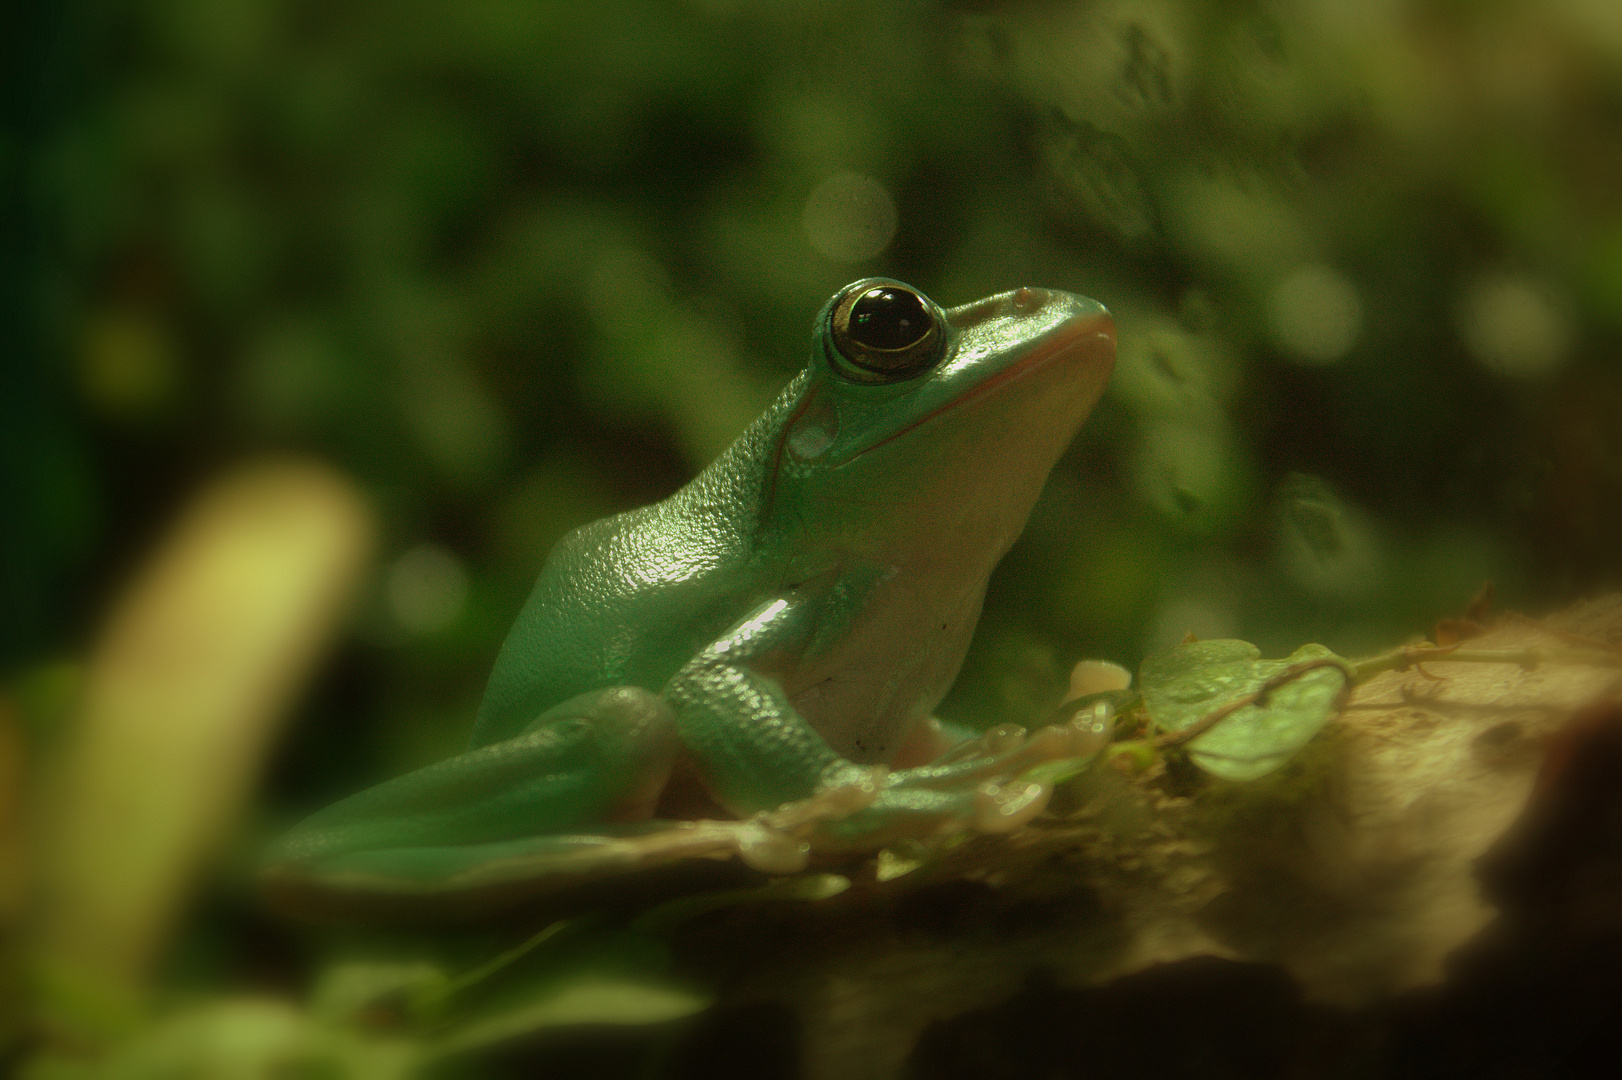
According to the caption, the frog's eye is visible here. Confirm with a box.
[829,281,944,382]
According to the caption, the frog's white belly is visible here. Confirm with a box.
[784,565,989,763]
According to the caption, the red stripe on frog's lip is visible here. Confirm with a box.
[844,310,1115,464]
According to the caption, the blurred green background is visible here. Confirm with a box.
[2,0,1620,1065]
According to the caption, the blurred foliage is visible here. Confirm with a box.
[3,0,1621,1073]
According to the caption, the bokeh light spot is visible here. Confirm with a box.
[386,544,469,635]
[802,172,897,262]
[1132,419,1251,534]
[1456,272,1572,379]
[1268,264,1363,365]
[81,309,180,418]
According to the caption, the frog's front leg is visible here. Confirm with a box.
[667,596,1106,854]
[262,687,681,901]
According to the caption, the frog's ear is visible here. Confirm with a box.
[785,390,839,463]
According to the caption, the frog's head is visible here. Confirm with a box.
[771,278,1115,562]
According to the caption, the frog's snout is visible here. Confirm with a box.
[946,286,1112,339]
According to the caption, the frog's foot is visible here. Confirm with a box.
[732,768,882,867]
[572,775,890,878]
[968,699,1119,831]
[364,777,891,889]
[262,813,834,914]
[907,702,1114,789]
[404,778,888,885]
[606,707,1120,873]
[795,706,1117,851]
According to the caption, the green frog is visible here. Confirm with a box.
[264,278,1116,914]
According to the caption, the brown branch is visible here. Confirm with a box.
[1352,644,1622,681]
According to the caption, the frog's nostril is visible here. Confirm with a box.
[1012,287,1039,312]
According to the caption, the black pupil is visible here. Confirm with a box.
[849,288,930,351]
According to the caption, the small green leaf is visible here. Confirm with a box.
[430,977,711,1058]
[309,960,448,1025]
[1140,641,1350,780]
[429,919,574,1009]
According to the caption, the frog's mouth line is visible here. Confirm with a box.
[844,312,1114,465]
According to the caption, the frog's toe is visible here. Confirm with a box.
[972,778,1050,832]
[1026,706,1113,760]
[734,822,812,874]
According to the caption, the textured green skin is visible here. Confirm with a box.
[267,279,1114,897]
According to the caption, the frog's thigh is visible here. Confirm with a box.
[270,686,679,872]
[513,685,681,823]
[486,684,677,827]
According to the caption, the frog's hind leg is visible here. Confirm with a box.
[514,686,682,826]
[262,687,679,901]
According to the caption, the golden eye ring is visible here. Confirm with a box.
[829,282,944,382]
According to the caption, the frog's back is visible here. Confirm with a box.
[468,383,800,746]
[469,487,761,747]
